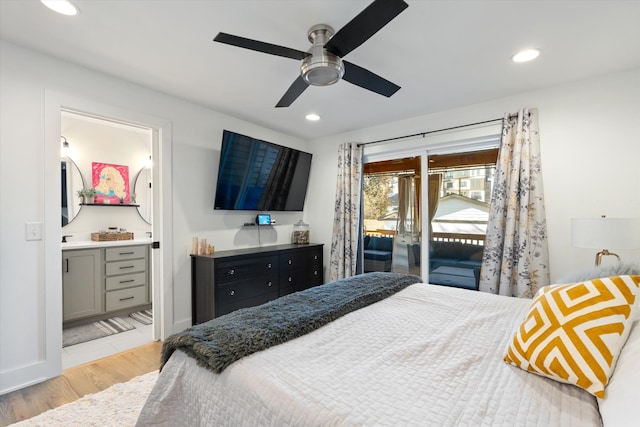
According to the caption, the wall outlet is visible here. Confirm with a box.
[25,222,42,241]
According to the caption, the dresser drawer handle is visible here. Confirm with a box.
[120,279,135,283]
[314,270,318,275]
[229,269,235,275]
[267,281,273,287]
[288,277,292,282]
[229,290,235,296]
[120,265,135,270]
[314,255,318,260]
[119,251,135,255]
[119,296,135,301]
[288,259,292,265]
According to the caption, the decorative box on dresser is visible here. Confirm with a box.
[191,243,324,325]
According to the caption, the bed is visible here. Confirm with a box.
[137,271,639,426]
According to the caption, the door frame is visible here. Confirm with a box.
[43,91,173,381]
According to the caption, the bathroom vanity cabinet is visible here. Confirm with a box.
[62,243,150,323]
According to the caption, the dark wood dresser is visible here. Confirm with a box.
[191,243,323,325]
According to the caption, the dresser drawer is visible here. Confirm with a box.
[216,276,277,307]
[105,245,147,262]
[280,248,322,271]
[309,265,322,285]
[308,249,322,264]
[106,286,147,311]
[279,268,314,296]
[216,291,278,317]
[106,272,146,291]
[215,255,278,284]
[106,258,147,276]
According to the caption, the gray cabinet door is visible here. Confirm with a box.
[62,249,103,321]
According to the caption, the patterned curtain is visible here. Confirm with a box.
[479,108,550,297]
[329,142,364,281]
[427,173,442,240]
[396,175,410,234]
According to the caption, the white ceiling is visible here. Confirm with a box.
[1,1,639,140]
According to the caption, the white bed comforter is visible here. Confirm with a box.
[137,283,601,426]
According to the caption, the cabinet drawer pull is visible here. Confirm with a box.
[288,277,292,282]
[229,290,235,296]
[120,265,135,270]
[229,269,235,275]
[268,263,272,268]
[120,279,135,283]
[314,270,318,275]
[66,259,69,273]
[119,251,135,255]
[119,296,135,301]
[267,281,273,287]
[288,259,292,265]
[314,255,318,260]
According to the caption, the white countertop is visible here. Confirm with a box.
[62,238,153,250]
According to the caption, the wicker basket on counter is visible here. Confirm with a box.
[91,232,134,241]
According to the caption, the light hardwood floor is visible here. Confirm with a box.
[0,340,162,426]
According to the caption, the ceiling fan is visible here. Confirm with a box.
[213,0,409,108]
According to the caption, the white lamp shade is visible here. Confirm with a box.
[572,218,640,250]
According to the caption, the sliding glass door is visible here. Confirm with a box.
[361,147,498,290]
[425,149,497,290]
[362,156,422,276]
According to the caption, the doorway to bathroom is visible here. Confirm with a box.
[36,91,173,388]
[60,110,155,368]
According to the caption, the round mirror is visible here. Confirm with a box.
[133,167,152,224]
[61,158,85,226]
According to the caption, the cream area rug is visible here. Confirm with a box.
[11,371,158,426]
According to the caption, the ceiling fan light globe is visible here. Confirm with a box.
[301,54,344,86]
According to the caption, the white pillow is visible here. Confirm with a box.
[598,320,640,427]
[558,260,640,284]
[559,260,640,320]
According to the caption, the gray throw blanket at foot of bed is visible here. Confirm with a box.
[162,272,422,373]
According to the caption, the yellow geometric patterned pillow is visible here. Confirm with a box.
[504,275,640,398]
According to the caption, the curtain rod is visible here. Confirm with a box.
[357,117,503,147]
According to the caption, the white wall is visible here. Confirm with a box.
[0,41,309,393]
[305,67,640,283]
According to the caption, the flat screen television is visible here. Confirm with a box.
[214,130,313,211]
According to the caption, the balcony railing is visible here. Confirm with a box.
[364,229,397,237]
[432,232,485,246]
[365,230,485,245]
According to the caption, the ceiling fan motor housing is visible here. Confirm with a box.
[301,24,344,86]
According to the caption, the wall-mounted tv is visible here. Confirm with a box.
[214,130,313,211]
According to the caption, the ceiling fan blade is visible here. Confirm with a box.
[276,76,309,108]
[342,61,400,98]
[324,0,408,58]
[214,32,309,60]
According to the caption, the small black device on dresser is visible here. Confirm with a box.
[191,243,323,325]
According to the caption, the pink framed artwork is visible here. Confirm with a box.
[92,162,130,204]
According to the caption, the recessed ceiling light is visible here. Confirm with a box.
[41,0,79,16]
[305,113,321,121]
[511,48,541,63]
